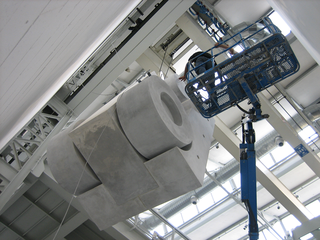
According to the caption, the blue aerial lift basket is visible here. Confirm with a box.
[185,19,300,118]
[184,13,300,240]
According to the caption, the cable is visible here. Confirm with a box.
[164,55,174,79]
[159,46,168,75]
[236,104,251,114]
[52,107,110,240]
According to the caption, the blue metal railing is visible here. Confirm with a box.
[189,0,230,42]
[185,17,299,118]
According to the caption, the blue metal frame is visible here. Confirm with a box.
[240,117,259,240]
[183,15,301,239]
[189,0,230,37]
[185,27,299,118]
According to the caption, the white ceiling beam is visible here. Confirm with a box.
[0,159,18,182]
[176,12,215,51]
[213,116,312,223]
[259,93,320,178]
[176,12,229,64]
[136,47,174,77]
[275,83,320,137]
[267,0,320,66]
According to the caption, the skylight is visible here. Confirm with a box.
[306,200,320,217]
[298,126,318,144]
[300,233,314,240]
[270,142,295,162]
[197,193,215,212]
[282,215,301,233]
[269,11,291,36]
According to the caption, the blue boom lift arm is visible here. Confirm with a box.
[184,16,300,240]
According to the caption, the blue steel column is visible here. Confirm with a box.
[240,120,259,240]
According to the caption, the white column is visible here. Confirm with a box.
[136,48,175,77]
[267,0,320,65]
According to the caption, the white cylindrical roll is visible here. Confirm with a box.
[46,120,101,195]
[117,75,193,159]
[164,74,189,102]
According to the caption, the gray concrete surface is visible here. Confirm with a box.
[77,184,146,230]
[46,121,101,195]
[70,105,159,205]
[117,76,193,159]
[164,74,189,102]
[140,108,215,208]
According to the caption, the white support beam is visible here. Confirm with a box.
[213,116,313,223]
[0,160,18,182]
[267,0,320,66]
[258,93,320,178]
[136,49,163,75]
[44,212,88,240]
[176,12,215,51]
[176,12,227,64]
[136,48,174,77]
[275,83,320,137]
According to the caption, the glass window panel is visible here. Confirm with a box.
[269,11,291,36]
[270,142,295,162]
[272,221,286,238]
[222,181,233,193]
[139,210,153,220]
[212,186,228,202]
[167,212,183,228]
[300,233,314,240]
[306,200,320,217]
[260,154,275,168]
[282,215,301,232]
[153,223,167,237]
[181,204,198,223]
[298,126,318,144]
[233,173,241,189]
[197,193,214,212]
[262,229,280,240]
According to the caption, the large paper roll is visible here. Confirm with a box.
[117,75,192,159]
[46,120,101,195]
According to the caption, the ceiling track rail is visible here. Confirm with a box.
[64,0,169,104]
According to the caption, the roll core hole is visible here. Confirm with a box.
[160,92,182,126]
